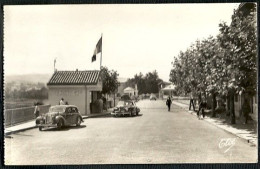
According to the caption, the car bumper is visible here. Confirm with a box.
[111,111,130,116]
[37,124,58,127]
[36,120,57,127]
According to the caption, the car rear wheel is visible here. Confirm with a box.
[57,120,63,129]
[76,117,81,126]
[39,127,42,131]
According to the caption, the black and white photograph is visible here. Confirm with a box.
[3,2,257,164]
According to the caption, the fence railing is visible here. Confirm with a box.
[4,105,51,127]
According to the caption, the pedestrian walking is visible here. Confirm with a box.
[59,98,65,105]
[197,96,207,119]
[242,98,251,124]
[34,102,40,118]
[166,96,172,112]
[189,92,195,111]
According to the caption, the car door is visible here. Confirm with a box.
[70,107,79,124]
[65,107,74,124]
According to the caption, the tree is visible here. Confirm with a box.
[169,3,257,124]
[100,66,120,94]
[217,4,257,123]
[125,70,163,94]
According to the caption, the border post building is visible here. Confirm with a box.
[47,70,102,115]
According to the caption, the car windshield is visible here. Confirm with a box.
[49,106,66,113]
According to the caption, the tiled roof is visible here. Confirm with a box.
[47,70,100,85]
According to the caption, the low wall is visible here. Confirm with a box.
[4,105,51,127]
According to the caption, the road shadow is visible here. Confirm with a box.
[41,125,86,132]
[4,135,13,139]
[89,114,113,118]
[112,114,143,118]
[204,111,257,135]
[5,131,33,137]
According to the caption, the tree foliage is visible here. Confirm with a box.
[125,70,163,94]
[5,82,48,100]
[100,66,120,94]
[170,3,257,98]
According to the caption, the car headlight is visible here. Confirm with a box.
[51,115,56,121]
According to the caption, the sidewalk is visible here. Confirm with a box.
[4,109,112,136]
[173,100,257,146]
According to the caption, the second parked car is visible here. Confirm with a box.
[111,100,140,117]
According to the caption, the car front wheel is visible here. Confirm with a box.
[39,127,42,131]
[57,120,63,129]
[76,117,81,126]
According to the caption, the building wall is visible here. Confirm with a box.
[48,80,102,115]
[252,95,257,121]
[48,85,86,115]
[124,90,135,97]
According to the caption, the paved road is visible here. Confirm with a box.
[5,100,257,164]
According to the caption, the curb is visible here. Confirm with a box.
[173,101,257,146]
[5,126,37,136]
[5,113,112,135]
[202,116,257,146]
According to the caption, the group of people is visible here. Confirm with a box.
[59,98,69,105]
[164,92,207,120]
[165,93,207,120]
[188,93,207,120]
[188,92,251,123]
[34,98,69,118]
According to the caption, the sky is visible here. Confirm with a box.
[4,3,239,82]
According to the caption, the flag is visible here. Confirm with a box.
[92,37,102,62]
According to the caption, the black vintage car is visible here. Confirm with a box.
[36,105,84,131]
[111,100,140,117]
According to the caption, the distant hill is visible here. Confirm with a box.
[5,74,129,84]
[5,74,52,84]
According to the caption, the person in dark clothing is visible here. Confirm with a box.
[102,95,107,110]
[189,92,195,111]
[34,102,40,118]
[197,97,207,119]
[166,97,172,111]
[242,98,251,124]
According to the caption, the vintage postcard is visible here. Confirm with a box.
[3,3,257,165]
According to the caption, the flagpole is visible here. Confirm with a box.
[54,57,57,72]
[100,33,103,70]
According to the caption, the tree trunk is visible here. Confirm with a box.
[212,92,217,117]
[230,91,236,124]
[226,94,230,116]
[114,93,116,107]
